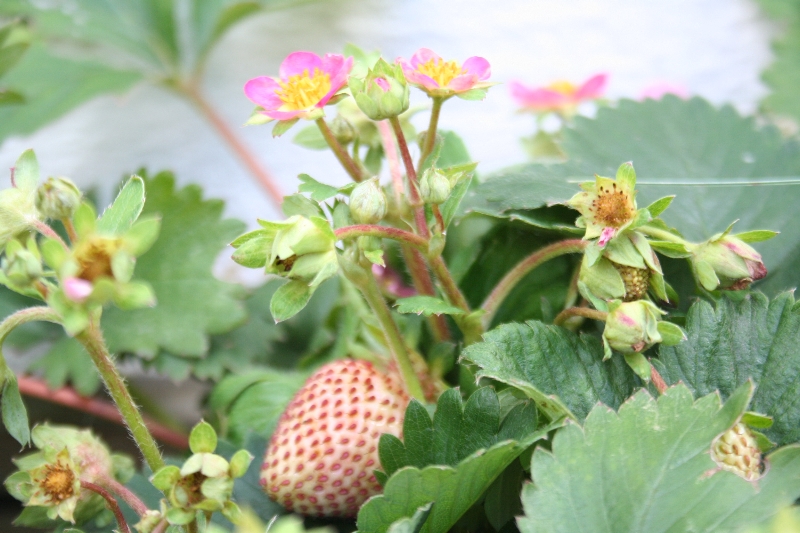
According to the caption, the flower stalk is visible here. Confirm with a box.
[554,306,608,326]
[81,481,131,533]
[418,97,444,169]
[389,116,430,238]
[316,118,366,182]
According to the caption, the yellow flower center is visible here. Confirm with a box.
[42,464,75,503]
[276,68,331,111]
[75,237,121,282]
[416,58,465,87]
[591,182,635,227]
[547,80,577,96]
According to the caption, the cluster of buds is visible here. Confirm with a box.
[1,235,43,292]
[4,424,133,524]
[149,421,252,526]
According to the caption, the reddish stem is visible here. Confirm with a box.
[99,474,148,517]
[553,306,608,326]
[335,225,428,250]
[650,364,668,394]
[389,117,430,239]
[17,375,188,449]
[377,120,404,204]
[81,481,131,533]
[180,83,284,208]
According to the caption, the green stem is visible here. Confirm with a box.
[61,218,79,244]
[388,116,430,238]
[316,118,366,182]
[428,255,481,343]
[335,225,428,250]
[418,97,444,170]
[0,307,61,374]
[31,220,69,252]
[354,269,425,401]
[553,307,608,327]
[638,225,690,245]
[480,239,587,328]
[76,322,165,473]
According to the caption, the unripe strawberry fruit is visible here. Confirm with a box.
[613,262,650,301]
[260,359,409,517]
[711,422,763,481]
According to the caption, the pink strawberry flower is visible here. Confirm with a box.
[244,52,353,120]
[509,73,608,116]
[397,48,492,98]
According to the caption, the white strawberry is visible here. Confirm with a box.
[711,422,763,481]
[260,359,409,517]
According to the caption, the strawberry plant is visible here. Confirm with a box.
[1,22,800,533]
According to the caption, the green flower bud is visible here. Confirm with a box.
[349,58,410,121]
[35,176,81,220]
[690,234,767,291]
[419,168,452,205]
[349,177,387,224]
[330,114,356,145]
[2,237,43,287]
[602,300,665,356]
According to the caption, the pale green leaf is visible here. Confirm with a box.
[297,174,340,201]
[394,296,465,317]
[270,280,314,323]
[96,176,145,235]
[1,370,30,446]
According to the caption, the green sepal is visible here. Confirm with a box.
[751,430,776,453]
[741,411,774,429]
[228,449,253,478]
[111,249,135,283]
[96,176,145,236]
[645,196,675,217]
[124,215,161,256]
[656,321,686,346]
[40,238,67,270]
[221,501,242,523]
[734,230,779,243]
[456,88,489,101]
[605,234,646,268]
[270,280,314,323]
[165,506,195,525]
[72,202,97,239]
[244,107,272,126]
[189,420,217,454]
[13,149,39,191]
[150,465,181,491]
[112,280,156,310]
[230,229,272,269]
[281,193,324,218]
[623,352,651,381]
[272,118,299,138]
[615,161,636,190]
[648,240,691,258]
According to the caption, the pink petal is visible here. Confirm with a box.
[64,277,93,303]
[244,76,283,109]
[374,77,390,91]
[598,227,617,247]
[279,51,323,79]
[509,81,569,109]
[407,71,440,90]
[448,73,479,92]
[462,56,491,81]
[263,109,303,120]
[575,73,608,100]
[409,48,440,69]
[640,82,689,100]
[325,55,354,96]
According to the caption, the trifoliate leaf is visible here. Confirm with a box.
[379,387,538,478]
[461,320,638,421]
[358,418,563,533]
[101,171,247,357]
[519,383,800,533]
[394,296,465,317]
[657,291,800,447]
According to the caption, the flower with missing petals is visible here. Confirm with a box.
[244,52,353,121]
[509,73,607,117]
[397,48,492,98]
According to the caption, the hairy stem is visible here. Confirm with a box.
[335,225,428,250]
[99,475,148,517]
[316,118,366,182]
[481,240,587,328]
[61,218,78,244]
[76,322,165,473]
[389,116,430,238]
[179,83,284,207]
[553,306,608,326]
[355,271,425,401]
[650,364,668,394]
[31,220,69,252]
[81,481,131,533]
[418,97,444,170]
[17,376,189,449]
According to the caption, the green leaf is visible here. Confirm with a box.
[270,280,314,323]
[454,88,487,101]
[272,117,299,137]
[12,148,39,191]
[657,291,800,447]
[297,174,340,202]
[293,124,328,150]
[394,296,465,317]
[379,387,538,478]
[386,503,433,533]
[282,193,324,218]
[519,383,800,533]
[101,171,247,357]
[645,195,675,217]
[358,418,563,533]
[461,320,638,421]
[736,230,780,243]
[96,176,145,235]
[28,337,100,396]
[1,370,30,446]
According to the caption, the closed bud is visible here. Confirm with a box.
[2,238,42,287]
[330,115,356,145]
[690,234,767,291]
[35,176,81,220]
[602,300,664,355]
[349,177,387,224]
[349,58,410,121]
[419,168,452,205]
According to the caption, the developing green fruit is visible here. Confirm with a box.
[711,422,763,481]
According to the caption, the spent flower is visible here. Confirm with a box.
[244,52,353,121]
[510,73,607,117]
[349,58,410,120]
[397,48,492,99]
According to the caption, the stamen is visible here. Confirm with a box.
[276,68,332,111]
[416,58,465,87]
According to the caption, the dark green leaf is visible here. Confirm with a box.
[386,503,433,533]
[461,320,638,421]
[658,291,800,446]
[519,383,800,533]
[394,296,465,317]
[2,371,30,446]
[101,171,247,357]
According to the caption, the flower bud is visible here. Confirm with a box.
[349,58,410,121]
[330,114,356,145]
[349,177,387,224]
[419,168,452,205]
[2,238,42,287]
[602,300,664,355]
[267,215,338,286]
[35,176,81,220]
[690,235,767,291]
